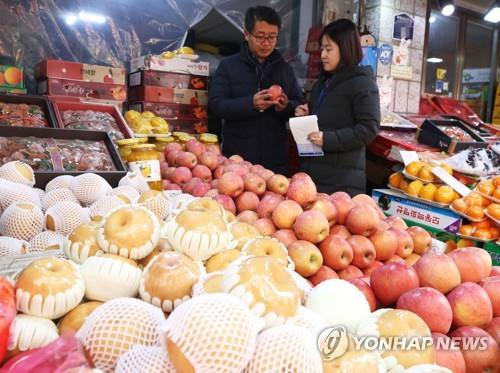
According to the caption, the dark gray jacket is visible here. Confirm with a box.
[300,65,380,196]
[209,43,303,174]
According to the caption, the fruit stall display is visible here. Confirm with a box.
[0,138,498,373]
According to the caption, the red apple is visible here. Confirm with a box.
[165,183,181,191]
[347,235,376,269]
[307,199,337,226]
[257,193,284,219]
[330,193,355,225]
[172,167,192,185]
[223,163,249,177]
[316,193,330,200]
[287,240,323,277]
[191,182,210,197]
[352,193,377,208]
[414,251,461,294]
[370,262,420,306]
[205,144,221,155]
[176,151,198,169]
[182,177,202,194]
[198,151,219,170]
[165,166,176,181]
[237,210,259,225]
[385,215,408,230]
[253,218,277,236]
[479,276,500,317]
[286,178,317,208]
[431,333,466,373]
[213,194,236,214]
[160,161,169,179]
[242,173,266,195]
[405,253,421,266]
[266,174,289,195]
[210,179,218,189]
[308,265,339,286]
[319,235,353,271]
[291,172,312,183]
[293,210,330,244]
[164,142,183,156]
[268,84,283,100]
[166,149,180,165]
[447,282,493,328]
[348,278,377,311]
[257,168,274,181]
[329,225,351,239]
[406,226,432,255]
[345,205,380,237]
[369,229,397,261]
[228,154,244,163]
[217,172,244,198]
[397,287,453,334]
[204,189,219,198]
[485,317,500,345]
[385,254,405,263]
[491,266,500,276]
[448,247,492,283]
[250,164,265,174]
[272,200,303,229]
[214,165,224,179]
[185,139,206,157]
[391,228,414,258]
[376,220,390,232]
[449,326,499,373]
[235,191,260,213]
[162,179,170,190]
[338,265,364,280]
[272,229,297,247]
[363,260,384,276]
[192,164,212,183]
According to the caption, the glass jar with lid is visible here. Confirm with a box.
[154,136,176,154]
[199,133,220,152]
[116,138,147,161]
[127,143,162,190]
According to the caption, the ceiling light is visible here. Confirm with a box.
[429,16,436,23]
[65,14,78,25]
[484,1,500,23]
[438,0,455,16]
[427,57,443,63]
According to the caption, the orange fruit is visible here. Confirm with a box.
[0,72,4,85]
[399,179,410,192]
[493,188,500,200]
[471,219,491,230]
[407,180,424,196]
[388,172,404,188]
[3,67,22,85]
[458,224,474,236]
[452,198,468,213]
[457,238,474,248]
[445,239,457,253]
[440,163,453,175]
[493,176,500,188]
[466,204,485,220]
[482,197,491,208]
[405,161,424,177]
[464,192,483,207]
[434,185,455,204]
[486,203,500,220]
[476,180,495,196]
[489,227,499,239]
[473,228,492,240]
[419,183,437,201]
[418,166,435,182]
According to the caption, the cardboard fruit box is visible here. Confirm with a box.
[417,118,488,153]
[128,86,208,105]
[0,126,126,188]
[167,118,208,134]
[0,93,57,128]
[38,78,127,102]
[130,55,209,76]
[0,65,24,89]
[128,102,207,121]
[128,70,208,90]
[35,59,126,85]
[46,95,124,112]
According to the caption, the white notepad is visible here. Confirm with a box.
[289,115,324,157]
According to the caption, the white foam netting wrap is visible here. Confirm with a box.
[89,196,125,221]
[0,202,44,241]
[161,293,261,373]
[45,175,74,192]
[8,314,59,352]
[0,236,28,256]
[115,345,176,373]
[45,201,90,236]
[33,188,45,202]
[41,188,79,212]
[118,171,150,194]
[107,186,140,204]
[71,173,112,206]
[76,297,165,373]
[245,324,323,373]
[0,161,35,187]
[0,179,41,211]
[28,230,65,253]
[139,192,169,220]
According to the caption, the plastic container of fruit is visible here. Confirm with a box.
[387,184,450,208]
[387,184,406,194]
[484,210,500,227]
[456,232,495,243]
[402,169,444,184]
[475,190,500,204]
[449,205,487,222]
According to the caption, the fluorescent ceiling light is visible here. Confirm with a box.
[429,16,436,23]
[78,11,106,24]
[65,14,77,25]
[441,4,455,16]
[427,57,443,63]
[484,4,500,23]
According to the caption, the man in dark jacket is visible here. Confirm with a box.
[208,6,303,175]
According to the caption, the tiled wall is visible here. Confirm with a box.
[366,0,427,114]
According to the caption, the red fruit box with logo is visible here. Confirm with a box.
[38,78,127,102]
[168,119,208,134]
[47,95,124,112]
[128,102,207,121]
[35,60,126,85]
[130,55,209,76]
[367,129,439,159]
[128,86,208,105]
[128,70,208,90]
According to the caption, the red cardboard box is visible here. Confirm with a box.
[128,70,208,90]
[128,102,207,121]
[167,118,208,134]
[38,78,127,102]
[35,60,126,85]
[305,27,323,54]
[47,95,124,112]
[128,86,208,105]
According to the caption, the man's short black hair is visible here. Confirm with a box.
[244,6,281,33]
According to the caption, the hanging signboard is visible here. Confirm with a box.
[393,13,414,40]
[379,44,393,65]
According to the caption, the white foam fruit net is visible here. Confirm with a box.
[0,202,44,241]
[45,201,90,236]
[33,188,46,202]
[167,193,195,212]
[89,196,125,221]
[161,293,260,373]
[245,324,323,373]
[286,305,327,337]
[107,186,140,204]
[0,179,41,211]
[288,269,313,304]
[76,297,165,373]
[115,345,176,373]
[45,175,74,192]
[41,188,79,212]
[8,314,59,352]
[28,230,65,253]
[71,173,112,206]
[0,161,35,187]
[0,236,28,256]
[139,193,169,221]
[118,171,150,194]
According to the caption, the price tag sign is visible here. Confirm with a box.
[399,150,420,166]
[432,166,471,197]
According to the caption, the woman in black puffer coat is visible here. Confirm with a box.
[295,19,380,196]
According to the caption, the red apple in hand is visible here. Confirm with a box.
[370,262,420,306]
[308,265,339,286]
[319,235,353,271]
[268,84,283,100]
[287,240,323,277]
